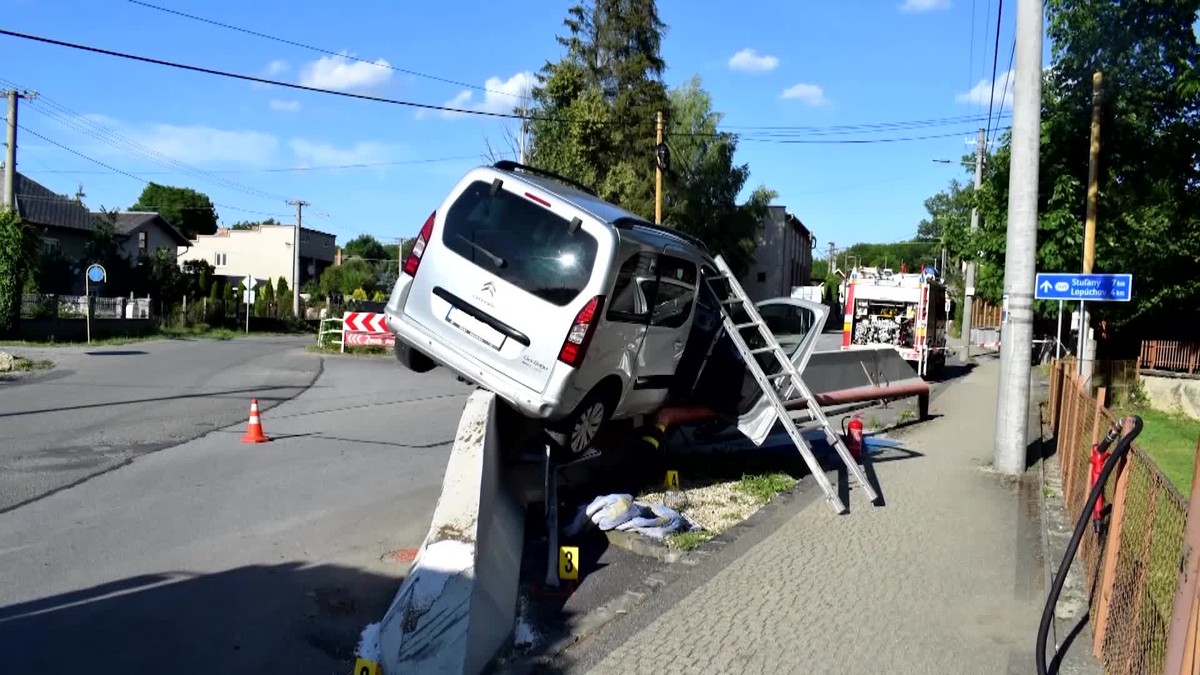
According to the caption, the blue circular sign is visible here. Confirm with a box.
[87,265,106,283]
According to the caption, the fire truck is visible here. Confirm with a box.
[840,265,948,379]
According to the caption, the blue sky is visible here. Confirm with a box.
[1,0,1024,251]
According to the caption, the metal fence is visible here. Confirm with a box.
[1141,340,1200,375]
[20,294,153,320]
[1049,359,1191,674]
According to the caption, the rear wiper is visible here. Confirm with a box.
[457,235,506,268]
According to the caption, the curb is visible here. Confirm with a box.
[503,476,821,671]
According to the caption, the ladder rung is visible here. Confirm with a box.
[749,347,777,355]
[734,321,761,330]
[720,298,743,305]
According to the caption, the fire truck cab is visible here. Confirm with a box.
[840,265,948,379]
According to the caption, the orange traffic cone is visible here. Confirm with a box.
[241,398,270,443]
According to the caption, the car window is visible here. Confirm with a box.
[440,180,599,306]
[648,255,697,329]
[760,303,815,355]
[607,251,655,323]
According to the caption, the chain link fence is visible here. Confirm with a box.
[1050,359,1190,674]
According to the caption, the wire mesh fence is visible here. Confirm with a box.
[1050,359,1190,674]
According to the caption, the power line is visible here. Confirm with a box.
[126,0,523,101]
[1,28,1016,142]
[30,155,480,175]
[19,125,289,218]
[990,39,1017,145]
[0,28,539,121]
[984,0,1005,141]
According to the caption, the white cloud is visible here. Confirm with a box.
[266,59,289,76]
[289,139,401,169]
[728,48,780,73]
[269,99,301,112]
[299,52,392,92]
[423,71,535,121]
[955,69,1015,109]
[77,114,279,165]
[899,0,951,12]
[780,83,828,105]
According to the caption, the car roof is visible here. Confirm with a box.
[482,164,712,258]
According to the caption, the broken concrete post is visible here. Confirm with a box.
[375,390,525,674]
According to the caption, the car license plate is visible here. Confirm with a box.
[446,306,505,350]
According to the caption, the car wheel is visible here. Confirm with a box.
[546,389,614,456]
[394,340,436,373]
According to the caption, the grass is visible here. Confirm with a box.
[0,324,297,347]
[1119,406,1200,494]
[11,357,54,372]
[306,342,390,356]
[735,472,798,504]
[666,530,714,551]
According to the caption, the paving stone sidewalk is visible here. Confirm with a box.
[554,358,1049,674]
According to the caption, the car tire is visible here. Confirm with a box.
[394,340,436,374]
[545,388,615,457]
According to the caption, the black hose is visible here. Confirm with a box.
[1036,415,1143,675]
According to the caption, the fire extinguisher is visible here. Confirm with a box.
[1089,441,1112,532]
[842,415,864,461]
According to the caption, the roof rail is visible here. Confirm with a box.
[492,160,598,197]
[612,217,711,253]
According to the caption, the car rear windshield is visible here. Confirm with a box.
[441,180,599,306]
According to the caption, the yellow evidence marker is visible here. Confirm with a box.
[663,470,680,491]
[353,657,380,675]
[558,545,580,581]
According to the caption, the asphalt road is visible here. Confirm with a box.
[0,336,320,513]
[0,351,474,674]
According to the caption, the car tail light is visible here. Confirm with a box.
[558,295,605,368]
[402,211,436,277]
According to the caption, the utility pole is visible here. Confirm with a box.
[3,90,37,210]
[287,199,309,318]
[654,110,665,224]
[993,0,1044,476]
[960,127,986,359]
[1077,71,1104,376]
[827,242,837,274]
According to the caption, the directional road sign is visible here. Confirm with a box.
[1035,272,1133,302]
[86,264,106,283]
[242,274,258,290]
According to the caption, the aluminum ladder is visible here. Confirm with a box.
[709,255,880,514]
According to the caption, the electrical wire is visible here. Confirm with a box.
[2,28,1013,144]
[989,39,1017,145]
[126,0,522,101]
[984,0,1005,141]
[31,155,480,175]
[19,125,290,218]
[0,28,540,121]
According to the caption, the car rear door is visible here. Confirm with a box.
[622,248,699,411]
[402,177,604,394]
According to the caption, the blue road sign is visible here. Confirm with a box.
[1035,272,1133,302]
[86,264,106,283]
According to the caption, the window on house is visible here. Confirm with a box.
[138,231,148,251]
[215,253,228,266]
[40,237,60,253]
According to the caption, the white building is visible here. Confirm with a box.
[742,205,815,303]
[177,223,337,290]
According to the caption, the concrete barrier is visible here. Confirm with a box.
[372,390,526,674]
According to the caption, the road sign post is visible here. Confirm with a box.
[84,264,106,344]
[242,276,257,335]
[1035,272,1133,374]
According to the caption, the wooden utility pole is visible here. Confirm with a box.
[287,199,309,317]
[1083,71,1103,274]
[1076,71,1103,375]
[3,90,37,210]
[654,110,664,224]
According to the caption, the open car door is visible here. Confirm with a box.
[732,297,830,445]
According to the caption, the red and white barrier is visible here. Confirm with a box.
[317,311,396,352]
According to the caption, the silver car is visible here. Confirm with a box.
[385,161,718,454]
